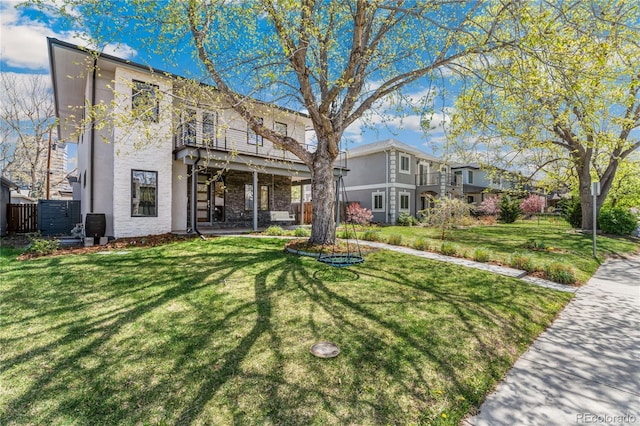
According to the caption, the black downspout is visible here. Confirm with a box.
[191,152,205,240]
[90,59,97,213]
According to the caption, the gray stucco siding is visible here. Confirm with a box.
[344,152,388,187]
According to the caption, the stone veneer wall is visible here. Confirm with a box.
[219,170,293,227]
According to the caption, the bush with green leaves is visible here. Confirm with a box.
[544,262,577,285]
[472,247,491,263]
[524,238,547,250]
[387,234,403,245]
[28,238,60,256]
[598,207,637,236]
[499,195,520,223]
[440,242,458,256]
[412,238,430,251]
[265,226,285,236]
[509,252,536,272]
[361,230,382,242]
[558,197,582,228]
[294,227,310,237]
[396,213,418,226]
[339,229,356,239]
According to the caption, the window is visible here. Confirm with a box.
[202,112,216,146]
[468,170,474,184]
[399,153,411,174]
[399,192,410,211]
[248,117,264,145]
[131,170,157,217]
[244,184,253,210]
[467,195,475,204]
[260,185,269,210]
[132,80,159,122]
[274,121,287,136]
[372,192,385,212]
[178,109,197,145]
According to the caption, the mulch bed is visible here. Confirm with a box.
[14,233,197,260]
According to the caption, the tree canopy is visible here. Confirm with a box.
[451,0,640,229]
[35,0,512,243]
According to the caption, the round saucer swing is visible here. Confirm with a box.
[317,175,365,268]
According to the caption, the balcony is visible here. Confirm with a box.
[416,172,462,188]
[175,125,348,170]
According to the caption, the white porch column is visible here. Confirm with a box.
[252,170,258,231]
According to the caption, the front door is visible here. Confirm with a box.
[197,174,212,224]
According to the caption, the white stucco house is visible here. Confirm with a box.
[49,38,318,239]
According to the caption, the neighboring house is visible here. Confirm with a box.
[450,163,523,206]
[341,139,458,224]
[49,38,316,239]
[9,188,36,205]
[1,177,19,236]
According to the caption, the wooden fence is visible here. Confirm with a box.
[7,204,38,233]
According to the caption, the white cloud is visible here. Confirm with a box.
[0,1,136,70]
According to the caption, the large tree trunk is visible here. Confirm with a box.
[308,149,337,245]
[578,169,613,231]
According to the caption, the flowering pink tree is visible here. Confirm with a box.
[477,196,500,216]
[346,202,374,225]
[520,195,546,216]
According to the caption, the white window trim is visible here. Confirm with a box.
[399,191,410,212]
[399,153,411,174]
[372,191,386,212]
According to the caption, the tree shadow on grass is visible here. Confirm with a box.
[0,238,572,425]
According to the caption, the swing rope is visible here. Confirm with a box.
[317,175,365,268]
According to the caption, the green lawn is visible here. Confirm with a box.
[1,237,572,425]
[367,218,639,283]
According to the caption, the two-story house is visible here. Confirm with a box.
[341,139,460,223]
[450,163,521,206]
[49,38,314,238]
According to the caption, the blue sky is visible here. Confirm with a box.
[1,1,458,171]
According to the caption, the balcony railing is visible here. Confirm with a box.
[416,172,462,187]
[175,126,348,169]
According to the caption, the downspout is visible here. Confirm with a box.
[90,58,97,212]
[191,152,205,239]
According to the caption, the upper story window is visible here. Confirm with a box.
[399,153,411,174]
[178,109,197,146]
[468,170,474,184]
[274,121,287,136]
[202,112,216,146]
[248,117,264,145]
[132,80,159,122]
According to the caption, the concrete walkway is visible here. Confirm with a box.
[464,254,640,426]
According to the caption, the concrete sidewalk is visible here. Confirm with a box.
[465,254,640,426]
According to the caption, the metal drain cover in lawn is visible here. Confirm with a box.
[310,342,340,358]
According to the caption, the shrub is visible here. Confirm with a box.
[499,195,520,223]
[559,197,582,228]
[413,238,430,251]
[472,248,491,263]
[339,229,356,239]
[509,252,535,272]
[397,213,418,226]
[520,195,546,217]
[265,225,284,236]
[387,234,403,245]
[544,262,577,285]
[346,202,374,225]
[28,238,60,256]
[294,227,310,237]
[477,195,500,216]
[598,207,638,236]
[361,230,382,242]
[440,242,457,256]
